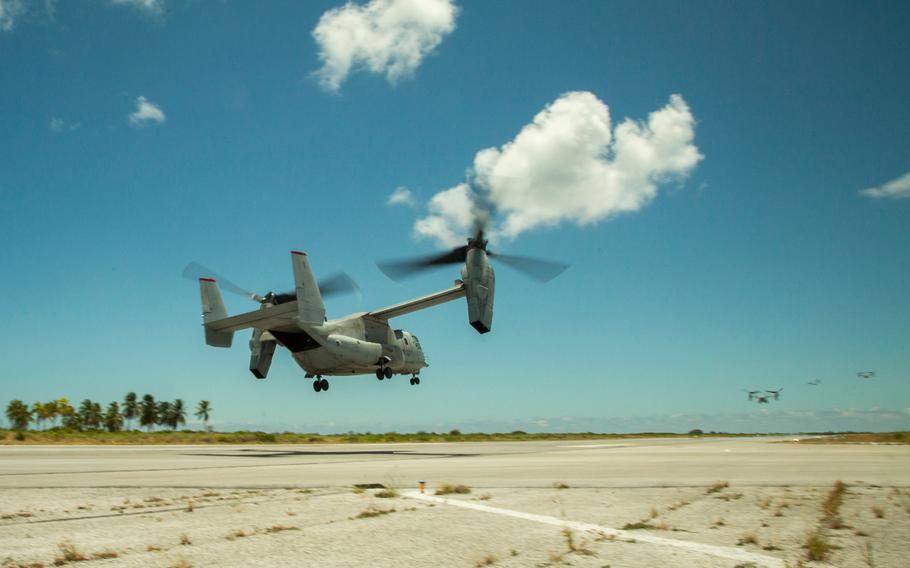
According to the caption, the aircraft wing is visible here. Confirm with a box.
[204,302,301,333]
[367,283,466,320]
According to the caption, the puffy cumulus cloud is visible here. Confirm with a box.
[111,0,163,16]
[414,92,703,247]
[313,0,458,92]
[413,183,475,247]
[387,186,416,207]
[859,171,910,200]
[0,0,26,32]
[128,96,165,127]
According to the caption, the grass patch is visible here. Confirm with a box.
[562,528,596,556]
[355,506,396,519]
[553,481,569,489]
[872,505,885,518]
[375,487,399,498]
[224,529,250,540]
[789,432,910,445]
[804,530,832,561]
[90,551,119,560]
[435,483,471,495]
[737,533,758,546]
[53,542,88,565]
[822,480,847,528]
[716,492,743,502]
[146,545,163,552]
[475,553,498,566]
[265,525,300,533]
[168,561,193,568]
[706,480,729,494]
[621,522,654,530]
[179,533,192,545]
[0,429,770,446]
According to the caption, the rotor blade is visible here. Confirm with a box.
[377,246,468,281]
[181,261,263,302]
[317,271,361,298]
[488,252,569,283]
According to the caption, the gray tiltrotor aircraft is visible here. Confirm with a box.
[189,229,566,393]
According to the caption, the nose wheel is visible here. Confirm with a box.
[313,377,329,392]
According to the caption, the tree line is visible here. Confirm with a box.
[4,393,211,432]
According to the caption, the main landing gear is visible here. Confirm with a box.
[375,366,393,381]
[313,376,329,392]
[409,375,421,386]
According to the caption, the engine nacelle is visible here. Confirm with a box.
[249,329,277,379]
[323,334,383,367]
[462,248,495,334]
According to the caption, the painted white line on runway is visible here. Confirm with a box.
[558,444,633,449]
[403,491,785,568]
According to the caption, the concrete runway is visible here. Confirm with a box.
[2,436,908,489]
[2,438,909,567]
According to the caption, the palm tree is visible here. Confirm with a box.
[56,398,75,429]
[5,400,31,430]
[79,400,102,430]
[64,412,83,431]
[140,394,157,431]
[45,400,59,429]
[31,402,45,430]
[78,399,94,428]
[170,399,186,431]
[123,392,138,430]
[90,402,102,429]
[104,402,123,433]
[195,400,211,431]
[156,400,172,430]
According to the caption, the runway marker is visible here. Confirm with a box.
[403,492,785,568]
[558,443,632,449]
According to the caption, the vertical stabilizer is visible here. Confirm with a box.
[290,251,325,324]
[198,278,234,347]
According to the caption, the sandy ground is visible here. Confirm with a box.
[1,437,909,567]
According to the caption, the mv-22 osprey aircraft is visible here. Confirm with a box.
[190,229,566,393]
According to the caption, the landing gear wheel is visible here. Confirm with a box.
[313,380,322,392]
[320,378,329,391]
[383,367,393,379]
[376,368,384,381]
[409,378,414,385]
[415,377,420,385]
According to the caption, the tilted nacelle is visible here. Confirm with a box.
[462,248,495,334]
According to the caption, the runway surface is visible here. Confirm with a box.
[2,437,909,567]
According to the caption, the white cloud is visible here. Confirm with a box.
[859,171,910,200]
[49,117,81,132]
[312,0,458,92]
[413,183,475,247]
[0,0,26,32]
[387,186,417,207]
[414,92,703,247]
[111,0,163,16]
[128,96,166,128]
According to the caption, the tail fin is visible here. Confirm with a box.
[291,251,325,324]
[198,278,234,347]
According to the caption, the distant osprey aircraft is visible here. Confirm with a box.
[807,379,821,386]
[856,371,876,379]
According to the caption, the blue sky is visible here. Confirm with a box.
[1,0,908,433]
